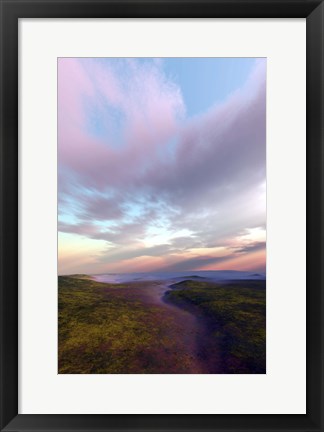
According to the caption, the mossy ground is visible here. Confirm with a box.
[59,276,266,374]
[58,276,199,373]
[164,280,266,373]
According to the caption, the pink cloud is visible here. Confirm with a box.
[140,60,266,216]
[58,58,185,191]
[58,59,266,274]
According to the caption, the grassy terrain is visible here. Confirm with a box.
[58,276,197,373]
[59,275,266,374]
[164,280,266,373]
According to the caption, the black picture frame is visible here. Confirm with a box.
[1,1,323,431]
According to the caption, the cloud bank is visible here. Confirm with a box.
[58,58,266,275]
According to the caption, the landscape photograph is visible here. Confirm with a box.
[58,57,266,374]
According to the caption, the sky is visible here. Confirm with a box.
[58,57,266,275]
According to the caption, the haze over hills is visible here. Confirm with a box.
[92,270,265,284]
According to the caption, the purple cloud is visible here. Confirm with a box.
[58,58,266,273]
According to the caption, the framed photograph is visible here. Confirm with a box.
[0,0,323,431]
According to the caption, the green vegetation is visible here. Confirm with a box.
[58,276,196,373]
[59,276,266,374]
[164,280,266,373]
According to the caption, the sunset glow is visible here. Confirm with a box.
[58,58,266,275]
